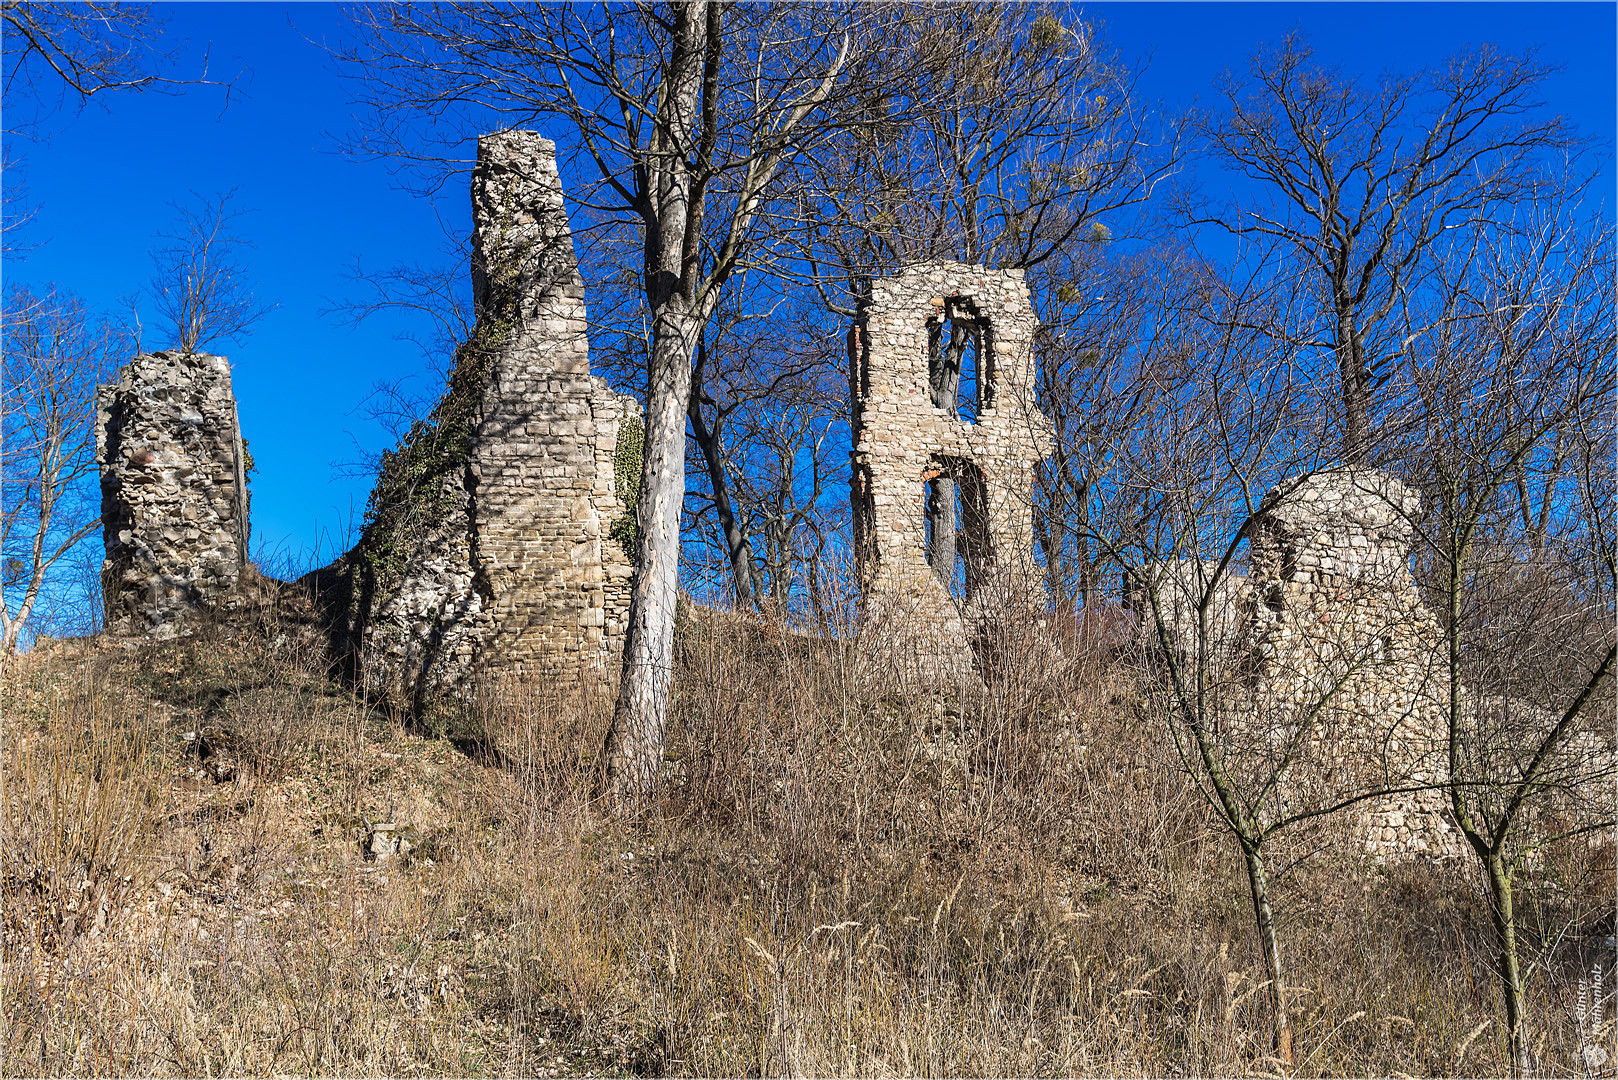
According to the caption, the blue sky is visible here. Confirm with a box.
[5,2,1613,578]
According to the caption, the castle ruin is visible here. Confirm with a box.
[848,263,1055,683]
[1236,469,1458,858]
[308,131,639,708]
[92,131,1594,864]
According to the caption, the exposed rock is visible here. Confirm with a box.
[364,821,419,861]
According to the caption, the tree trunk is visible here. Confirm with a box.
[1486,852,1532,1076]
[1338,312,1369,464]
[1073,479,1092,609]
[3,477,62,653]
[1242,843,1293,1065]
[688,390,758,609]
[927,321,967,589]
[606,299,701,805]
[1032,484,1068,611]
[602,0,710,808]
[927,475,956,586]
[806,541,828,633]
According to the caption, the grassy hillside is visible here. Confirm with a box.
[2,610,1611,1076]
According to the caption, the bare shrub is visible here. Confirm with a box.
[2,658,160,954]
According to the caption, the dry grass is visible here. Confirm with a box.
[2,606,1612,1076]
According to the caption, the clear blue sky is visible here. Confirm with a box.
[5,2,1613,577]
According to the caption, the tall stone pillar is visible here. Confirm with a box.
[310,130,639,708]
[98,350,248,638]
[466,131,635,679]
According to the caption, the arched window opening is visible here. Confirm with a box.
[927,297,994,424]
[923,457,993,601]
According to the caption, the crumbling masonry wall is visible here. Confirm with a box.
[98,350,248,638]
[1237,469,1459,859]
[461,129,638,677]
[849,263,1054,683]
[312,131,638,707]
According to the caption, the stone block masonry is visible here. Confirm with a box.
[307,131,638,709]
[98,350,248,638]
[464,130,636,679]
[849,263,1055,685]
[1137,469,1610,861]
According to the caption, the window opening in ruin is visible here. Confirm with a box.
[923,457,991,601]
[928,297,993,424]
[852,462,877,582]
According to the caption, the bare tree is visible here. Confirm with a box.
[1392,187,1616,1076]
[1092,276,1319,1064]
[1,285,124,652]
[1076,248,1475,1062]
[339,1,877,805]
[702,367,839,612]
[1031,238,1202,611]
[147,190,273,354]
[3,1,191,117]
[799,3,1171,281]
[1188,33,1576,463]
[3,2,229,252]
[675,285,845,612]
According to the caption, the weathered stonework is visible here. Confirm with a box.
[462,130,638,680]
[98,350,249,638]
[1133,470,1615,861]
[310,131,638,708]
[1236,469,1459,859]
[1127,558,1249,665]
[849,263,1055,683]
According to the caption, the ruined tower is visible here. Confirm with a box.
[312,131,639,707]
[848,263,1055,682]
[98,350,249,638]
[463,129,638,677]
[1239,469,1459,858]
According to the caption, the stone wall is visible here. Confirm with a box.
[1125,558,1249,665]
[463,130,637,679]
[849,263,1054,685]
[98,350,248,638]
[309,131,638,709]
[1235,469,1459,859]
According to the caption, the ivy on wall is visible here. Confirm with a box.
[609,410,643,551]
[351,336,494,598]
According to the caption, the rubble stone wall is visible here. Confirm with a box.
[849,263,1054,684]
[1237,469,1459,859]
[1126,558,1249,663]
[98,350,248,638]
